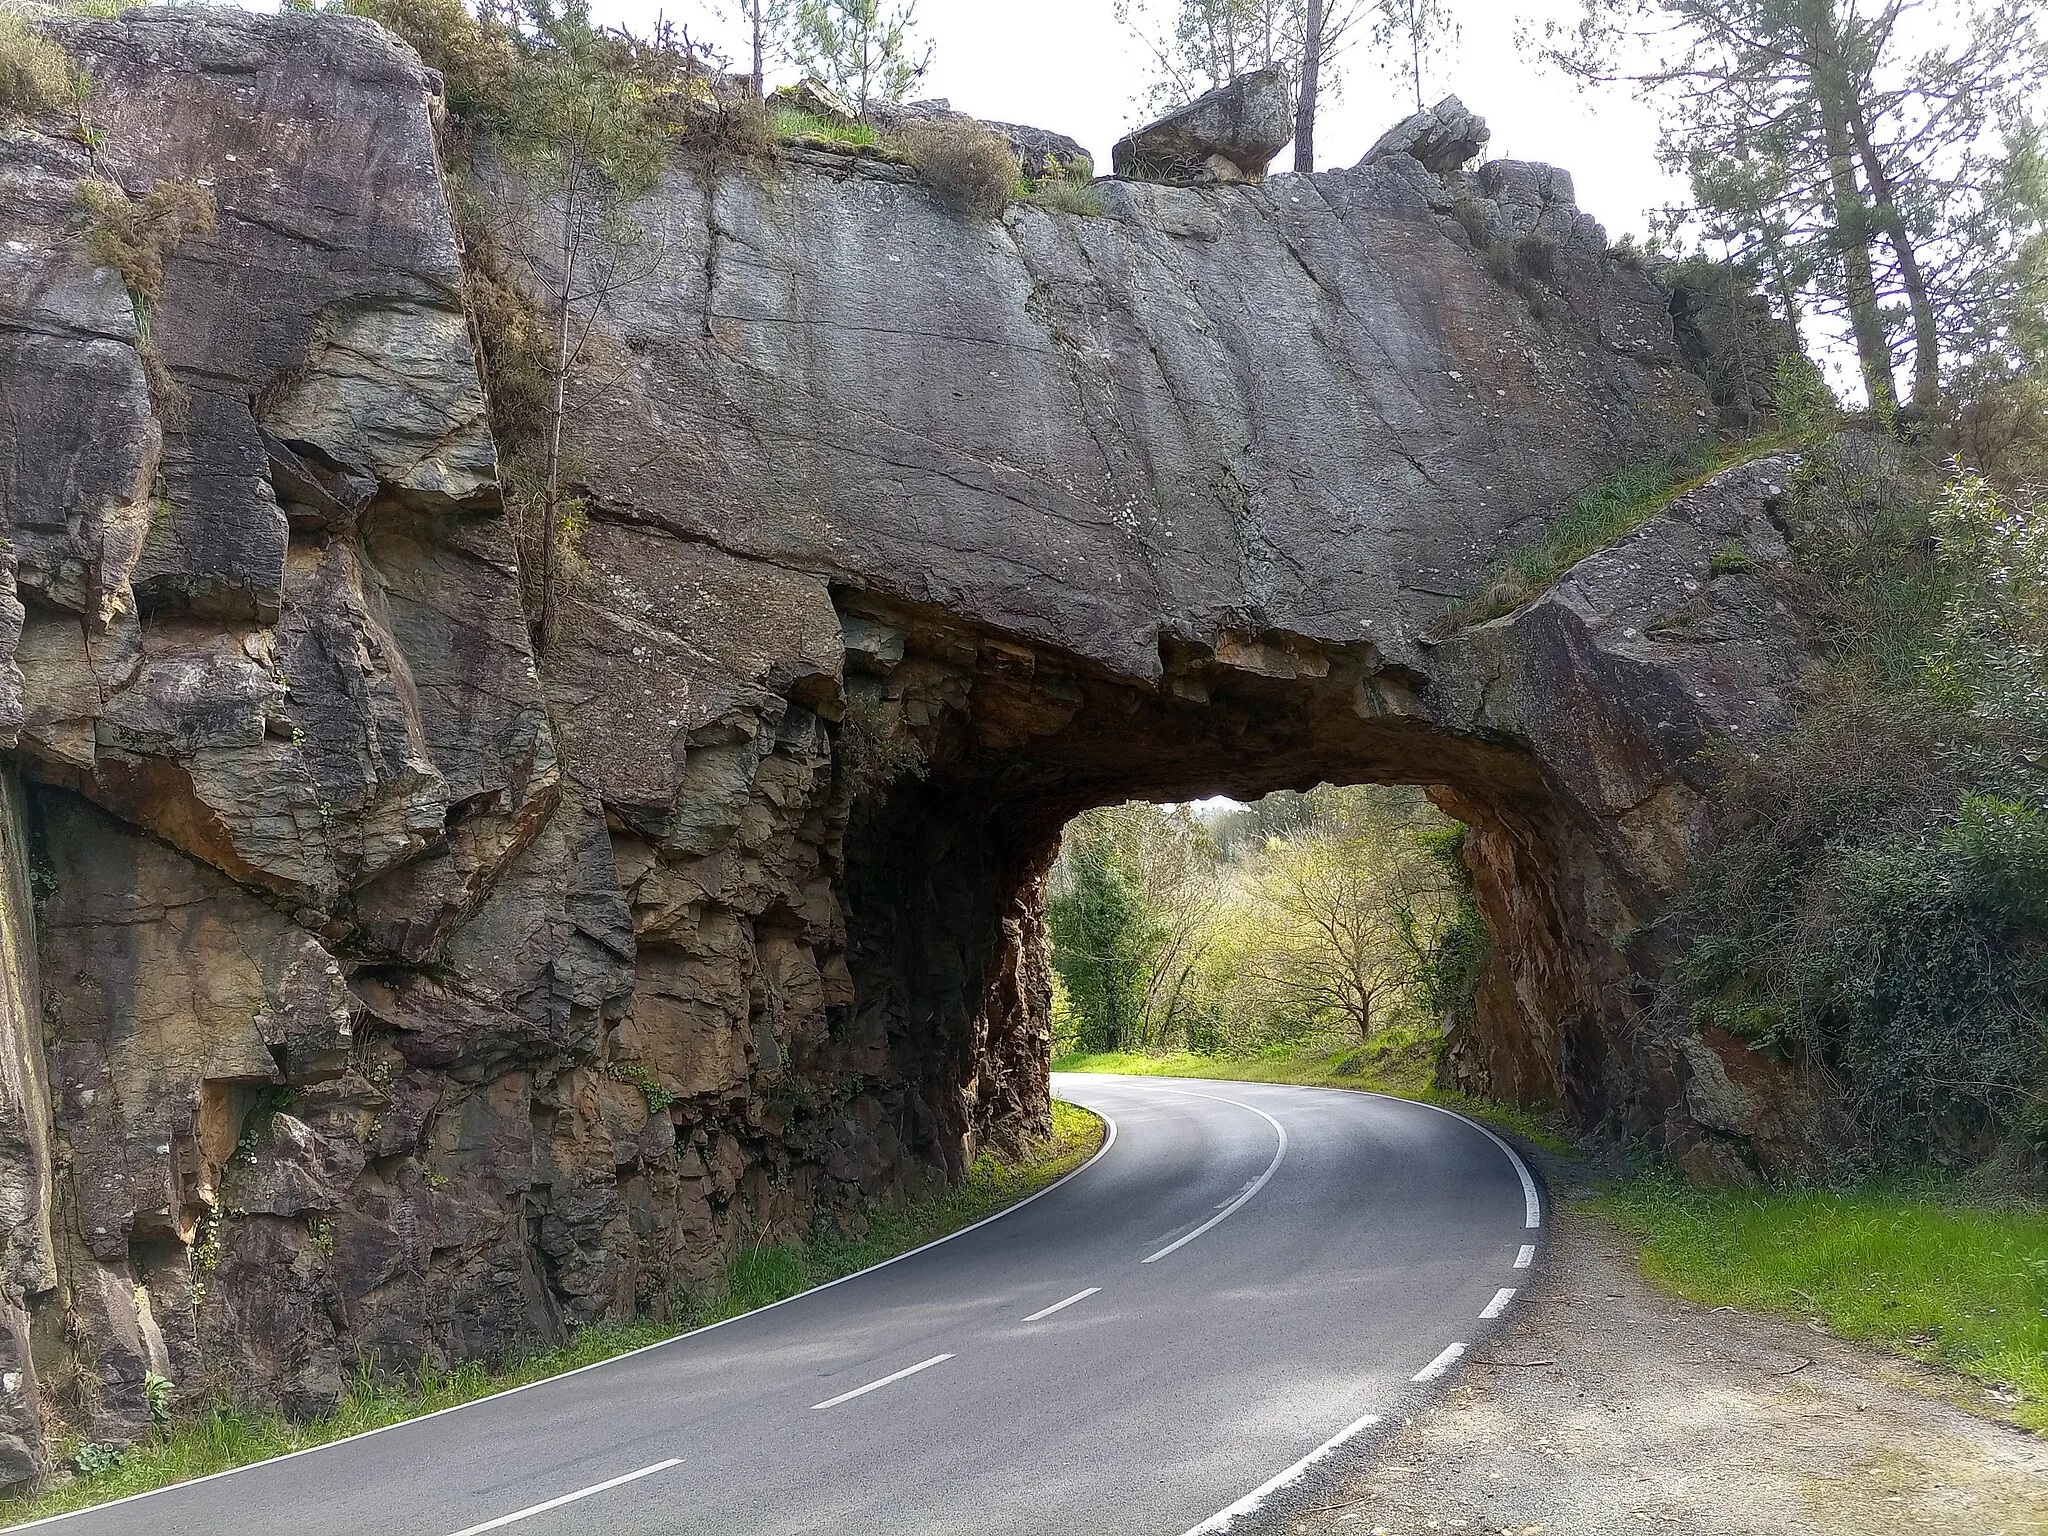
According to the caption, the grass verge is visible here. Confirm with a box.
[1452,432,1793,626]
[1592,1169,2048,1432]
[1054,1037,1571,1156]
[0,1101,1104,1527]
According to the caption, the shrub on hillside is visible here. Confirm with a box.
[1670,444,2048,1167]
[344,0,517,121]
[899,119,1019,219]
[0,11,74,117]
[79,176,218,303]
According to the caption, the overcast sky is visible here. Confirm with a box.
[596,0,1685,246]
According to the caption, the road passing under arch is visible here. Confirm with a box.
[24,1075,1541,1536]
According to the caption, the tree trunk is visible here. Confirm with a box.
[1294,0,1325,173]
[1819,98,1896,414]
[538,175,578,654]
[1846,102,1941,409]
[1804,13,1896,415]
[750,0,764,97]
[1411,6,1424,112]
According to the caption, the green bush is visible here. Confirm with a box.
[345,0,518,120]
[1408,824,1489,1028]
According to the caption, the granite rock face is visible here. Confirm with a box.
[0,6,1825,1485]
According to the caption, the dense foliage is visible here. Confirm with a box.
[1672,440,2048,1168]
[1046,786,1484,1059]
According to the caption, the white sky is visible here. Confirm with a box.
[598,0,1685,245]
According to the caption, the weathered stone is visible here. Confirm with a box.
[1113,66,1296,184]
[1360,94,1490,175]
[769,76,855,124]
[869,98,1094,179]
[220,1114,367,1219]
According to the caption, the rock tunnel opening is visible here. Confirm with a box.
[831,591,1638,1193]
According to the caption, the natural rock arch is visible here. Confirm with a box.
[0,9,1819,1478]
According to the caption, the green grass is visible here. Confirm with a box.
[1054,1036,1571,1156]
[774,109,884,149]
[1454,433,1793,626]
[0,1101,1104,1526]
[1020,165,1103,217]
[1594,1169,2048,1432]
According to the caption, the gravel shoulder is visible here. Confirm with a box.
[1294,1202,2048,1536]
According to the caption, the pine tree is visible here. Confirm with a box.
[792,0,931,116]
[1543,0,2048,412]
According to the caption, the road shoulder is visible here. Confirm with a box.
[1294,1204,2048,1534]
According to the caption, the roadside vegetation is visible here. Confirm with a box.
[0,1103,1103,1526]
[1598,1172,2048,1432]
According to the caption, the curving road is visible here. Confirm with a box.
[22,1074,1543,1536]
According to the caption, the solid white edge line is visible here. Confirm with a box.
[1137,1089,1288,1263]
[7,1102,1121,1532]
[1514,1243,1536,1268]
[1362,1094,1542,1230]
[1480,1287,1516,1319]
[1022,1286,1100,1322]
[808,1353,953,1410]
[444,1457,682,1536]
[1176,1411,1382,1536]
[1412,1342,1467,1382]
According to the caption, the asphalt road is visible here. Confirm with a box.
[26,1074,1543,1536]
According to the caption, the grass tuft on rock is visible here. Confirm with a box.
[0,10,75,117]
[899,118,1020,219]
[1452,434,1788,626]
[0,1103,1104,1527]
[773,107,880,148]
[1022,157,1104,217]
[1594,1169,2048,1431]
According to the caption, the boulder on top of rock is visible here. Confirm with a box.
[869,98,1092,179]
[769,76,856,124]
[1112,65,1296,185]
[1360,94,1490,175]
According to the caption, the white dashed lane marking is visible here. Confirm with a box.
[1412,1342,1467,1382]
[810,1353,954,1410]
[1023,1287,1100,1322]
[444,1458,681,1536]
